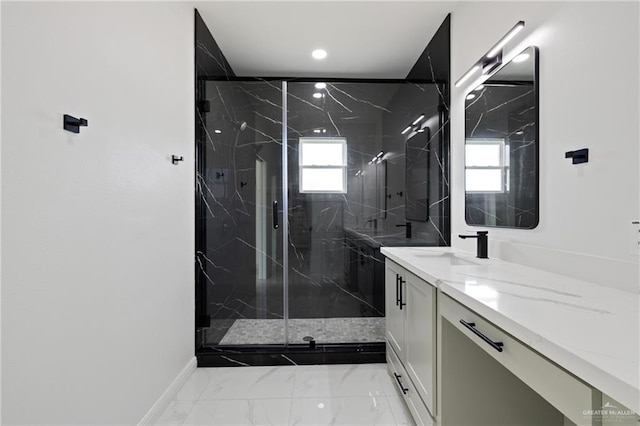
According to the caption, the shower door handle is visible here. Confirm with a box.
[272,200,279,229]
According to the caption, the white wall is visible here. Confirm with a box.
[1,2,194,424]
[451,1,640,293]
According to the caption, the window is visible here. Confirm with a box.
[465,139,509,192]
[299,137,347,193]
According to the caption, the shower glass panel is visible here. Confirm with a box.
[285,82,407,345]
[198,80,285,346]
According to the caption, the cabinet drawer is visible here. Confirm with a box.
[441,294,597,426]
[387,343,434,426]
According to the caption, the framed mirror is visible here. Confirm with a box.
[406,128,430,221]
[464,46,539,228]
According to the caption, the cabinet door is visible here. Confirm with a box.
[385,261,405,359]
[405,273,436,416]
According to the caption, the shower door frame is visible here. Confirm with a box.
[195,77,444,366]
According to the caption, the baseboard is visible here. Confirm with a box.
[138,357,197,425]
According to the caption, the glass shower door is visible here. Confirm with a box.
[197,79,441,351]
[197,80,286,347]
[283,81,404,346]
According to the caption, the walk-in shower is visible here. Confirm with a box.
[193,9,451,366]
[195,79,448,365]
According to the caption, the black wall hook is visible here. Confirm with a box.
[63,114,88,133]
[172,155,184,165]
[565,148,589,164]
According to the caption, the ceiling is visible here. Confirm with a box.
[194,1,456,79]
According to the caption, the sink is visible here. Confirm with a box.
[413,251,479,266]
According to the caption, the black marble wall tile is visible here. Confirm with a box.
[195,10,235,79]
[195,9,239,330]
[381,83,449,245]
[407,14,451,84]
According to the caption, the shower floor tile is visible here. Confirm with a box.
[218,317,385,345]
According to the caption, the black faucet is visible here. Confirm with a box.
[396,222,412,238]
[459,231,488,258]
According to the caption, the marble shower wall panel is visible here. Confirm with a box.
[286,82,393,228]
[403,13,451,245]
[195,10,234,79]
[382,83,449,245]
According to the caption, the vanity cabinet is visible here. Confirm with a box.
[382,247,639,426]
[344,233,385,314]
[385,259,436,424]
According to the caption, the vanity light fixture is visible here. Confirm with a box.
[412,114,425,126]
[369,151,384,164]
[482,51,503,75]
[454,65,480,88]
[315,82,327,89]
[401,125,412,135]
[486,21,525,58]
[312,49,327,60]
[455,20,525,88]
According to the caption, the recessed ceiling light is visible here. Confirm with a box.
[214,129,222,134]
[466,93,476,100]
[513,52,530,63]
[312,92,323,99]
[515,130,524,135]
[475,84,485,91]
[315,82,327,89]
[312,49,327,60]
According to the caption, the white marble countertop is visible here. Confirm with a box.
[380,246,640,414]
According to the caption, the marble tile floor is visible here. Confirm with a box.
[218,318,386,345]
[155,363,414,426]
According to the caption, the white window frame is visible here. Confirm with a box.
[465,138,510,193]
[298,137,348,194]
